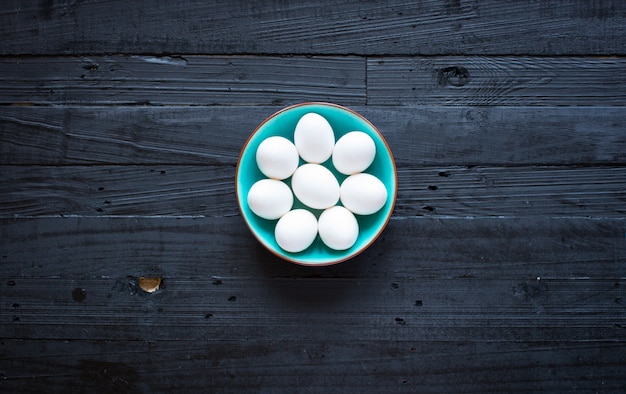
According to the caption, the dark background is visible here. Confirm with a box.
[1,0,625,392]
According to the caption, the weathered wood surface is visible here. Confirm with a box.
[0,56,366,106]
[2,340,624,392]
[2,106,625,166]
[1,0,625,55]
[2,56,625,106]
[3,273,625,342]
[1,0,625,392]
[368,57,626,106]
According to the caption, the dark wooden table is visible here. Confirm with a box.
[2,1,626,392]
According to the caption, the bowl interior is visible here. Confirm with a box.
[236,103,396,265]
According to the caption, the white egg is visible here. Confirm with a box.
[275,209,318,253]
[340,173,388,215]
[318,206,359,250]
[294,113,335,163]
[332,131,376,175]
[255,136,299,180]
[291,163,340,210]
[247,179,293,220]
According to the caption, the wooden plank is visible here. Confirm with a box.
[1,1,625,55]
[367,57,626,106]
[395,166,626,218]
[1,217,624,280]
[0,106,248,165]
[0,165,237,217]
[2,339,624,392]
[2,274,625,342]
[2,56,624,107]
[0,56,366,105]
[1,165,625,218]
[2,106,625,166]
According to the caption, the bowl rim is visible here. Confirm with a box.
[235,102,397,266]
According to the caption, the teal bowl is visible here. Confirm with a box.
[236,102,397,266]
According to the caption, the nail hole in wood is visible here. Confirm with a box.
[139,277,162,293]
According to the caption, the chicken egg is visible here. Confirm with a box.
[291,163,340,210]
[294,113,335,163]
[332,131,376,175]
[247,179,293,220]
[275,209,318,253]
[340,173,388,215]
[255,136,299,180]
[318,206,359,250]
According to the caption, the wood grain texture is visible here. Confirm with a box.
[0,55,365,105]
[2,217,624,280]
[2,340,624,392]
[1,0,625,391]
[0,165,235,217]
[2,56,624,107]
[368,57,626,106]
[1,165,624,218]
[2,106,625,166]
[1,0,625,55]
[2,274,625,342]
[397,165,626,218]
